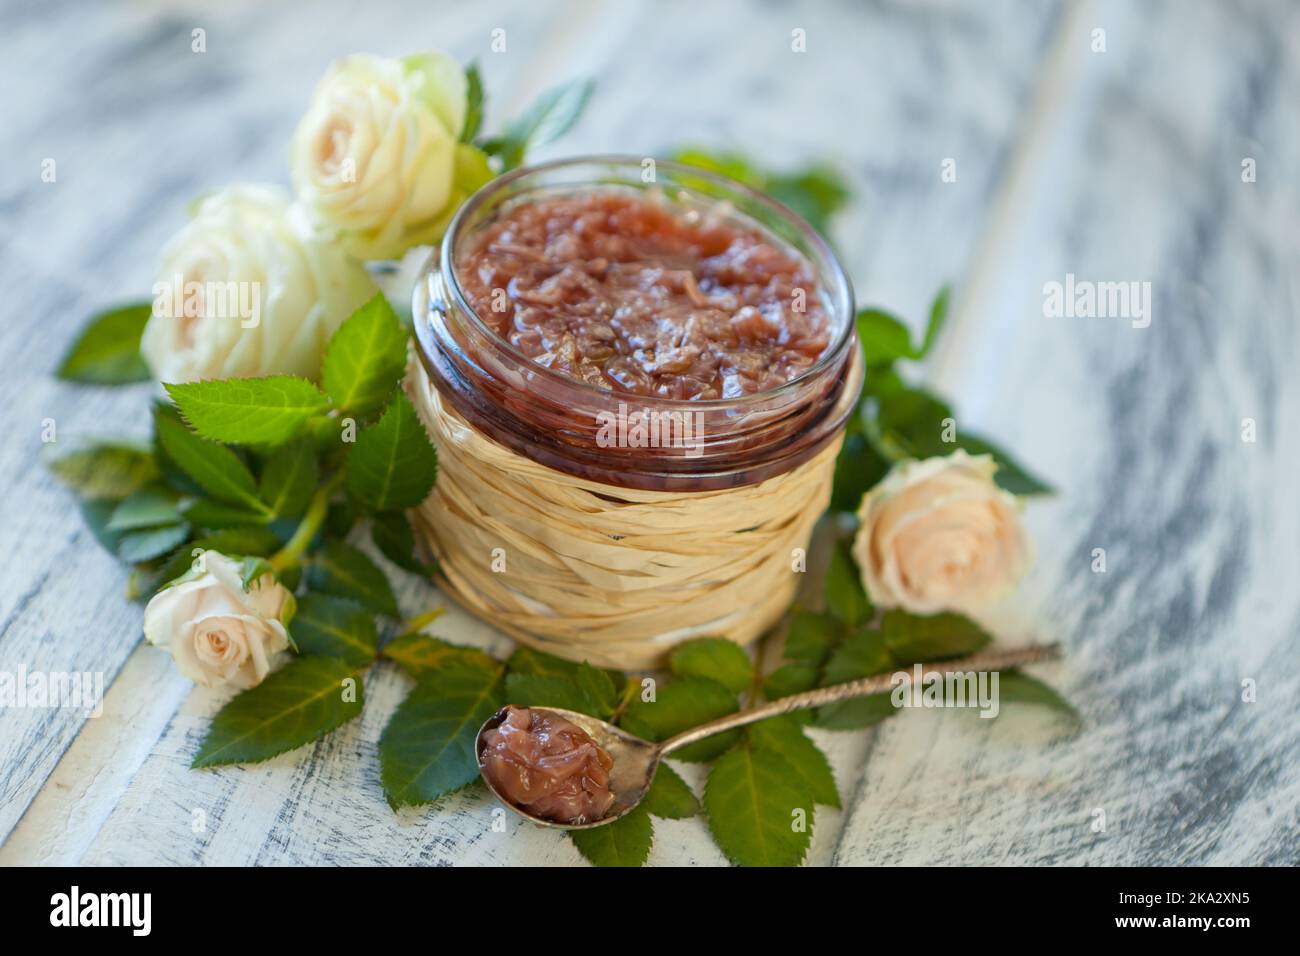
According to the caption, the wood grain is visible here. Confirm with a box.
[4,0,1293,866]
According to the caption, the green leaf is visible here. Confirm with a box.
[620,677,739,762]
[321,294,409,416]
[784,611,842,665]
[56,303,152,384]
[829,430,893,512]
[573,662,620,717]
[506,645,585,680]
[116,522,190,564]
[258,440,318,519]
[569,807,652,867]
[192,657,364,768]
[305,540,399,617]
[919,285,950,358]
[668,638,754,694]
[747,715,839,808]
[953,433,1054,496]
[460,63,485,143]
[181,499,272,530]
[642,763,699,819]
[106,488,181,531]
[824,540,870,626]
[670,149,850,236]
[238,555,276,592]
[704,745,813,867]
[379,664,503,807]
[47,439,159,499]
[763,662,819,701]
[874,385,953,459]
[881,610,990,663]
[383,632,499,679]
[345,392,438,512]
[482,78,593,170]
[504,673,598,715]
[371,510,434,575]
[78,498,127,555]
[815,629,896,730]
[291,593,379,668]
[996,670,1079,720]
[166,376,330,446]
[154,411,267,511]
[856,308,917,367]
[763,166,851,236]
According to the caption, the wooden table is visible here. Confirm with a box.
[2,0,1296,866]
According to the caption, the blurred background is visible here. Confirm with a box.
[1,0,1297,864]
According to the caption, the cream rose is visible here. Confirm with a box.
[141,184,376,383]
[143,552,294,689]
[852,451,1030,615]
[290,51,493,260]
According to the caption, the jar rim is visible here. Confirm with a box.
[437,153,856,410]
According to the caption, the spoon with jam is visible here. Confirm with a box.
[476,643,1062,830]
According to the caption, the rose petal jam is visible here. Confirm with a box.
[479,705,616,825]
[455,191,832,400]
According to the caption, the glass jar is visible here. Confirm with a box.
[412,155,861,492]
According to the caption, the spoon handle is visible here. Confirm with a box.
[657,643,1062,756]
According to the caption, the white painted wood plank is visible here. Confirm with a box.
[3,0,1066,864]
[835,0,1300,865]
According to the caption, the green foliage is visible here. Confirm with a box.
[165,376,330,447]
[460,63,485,143]
[670,148,850,235]
[47,440,159,499]
[704,744,813,867]
[379,663,504,808]
[668,637,754,694]
[383,632,499,679]
[345,392,438,512]
[480,78,594,171]
[621,676,739,762]
[291,593,379,667]
[306,540,399,616]
[57,303,153,384]
[832,286,1052,510]
[193,657,364,768]
[569,806,652,867]
[321,294,409,417]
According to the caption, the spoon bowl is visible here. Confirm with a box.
[475,705,661,830]
[476,643,1062,830]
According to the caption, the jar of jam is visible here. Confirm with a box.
[408,156,861,668]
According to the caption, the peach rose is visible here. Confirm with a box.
[852,451,1030,615]
[143,552,294,689]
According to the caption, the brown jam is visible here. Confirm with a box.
[455,191,832,400]
[479,705,616,825]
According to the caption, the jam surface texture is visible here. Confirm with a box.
[479,705,616,824]
[456,191,831,400]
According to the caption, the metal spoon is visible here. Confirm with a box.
[476,642,1062,830]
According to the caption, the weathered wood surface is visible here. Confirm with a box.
[2,0,1295,865]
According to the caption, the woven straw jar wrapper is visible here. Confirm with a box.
[406,156,859,670]
[406,357,844,670]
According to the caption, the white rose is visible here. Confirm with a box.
[852,450,1031,616]
[143,552,294,690]
[141,184,376,384]
[290,51,492,260]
